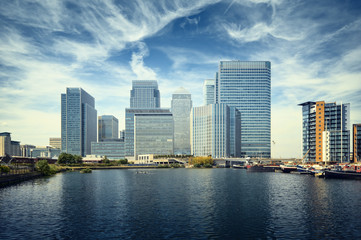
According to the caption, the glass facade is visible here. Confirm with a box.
[98,115,119,141]
[300,101,350,162]
[61,88,97,156]
[216,61,271,158]
[203,79,215,105]
[31,147,61,159]
[171,87,192,155]
[91,140,125,160]
[130,80,160,108]
[134,113,173,157]
[125,108,171,156]
[191,104,230,158]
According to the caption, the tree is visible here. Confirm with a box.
[74,155,83,164]
[58,153,83,165]
[102,156,110,164]
[36,160,51,176]
[189,156,214,168]
[0,165,10,174]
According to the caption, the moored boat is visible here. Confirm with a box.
[247,165,280,172]
[324,170,361,180]
[280,165,297,173]
[233,164,247,169]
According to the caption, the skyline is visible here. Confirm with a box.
[1,0,361,158]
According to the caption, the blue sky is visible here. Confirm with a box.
[1,0,361,158]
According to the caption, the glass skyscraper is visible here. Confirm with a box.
[61,88,97,156]
[171,87,192,155]
[98,115,119,141]
[134,113,174,157]
[203,79,215,105]
[191,104,231,158]
[216,61,271,158]
[125,108,171,156]
[130,80,160,108]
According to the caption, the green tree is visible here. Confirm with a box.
[36,160,52,176]
[0,165,10,174]
[74,155,83,164]
[102,156,110,164]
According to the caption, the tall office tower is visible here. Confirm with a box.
[299,101,350,163]
[352,124,361,163]
[49,138,61,149]
[171,87,192,155]
[61,88,97,156]
[130,80,160,108]
[190,104,233,158]
[216,61,271,158]
[203,79,215,105]
[98,115,119,141]
[134,112,174,158]
[125,108,171,156]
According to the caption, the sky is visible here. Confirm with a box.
[1,0,361,158]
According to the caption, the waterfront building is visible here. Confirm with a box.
[91,139,125,160]
[125,108,171,156]
[203,79,215,105]
[0,132,11,156]
[299,101,350,162]
[130,80,160,109]
[11,141,21,156]
[190,104,231,158]
[215,61,271,158]
[31,146,61,159]
[353,124,361,163]
[21,144,36,157]
[0,132,21,156]
[61,88,97,156]
[49,138,61,149]
[98,115,119,141]
[134,112,173,158]
[171,87,192,155]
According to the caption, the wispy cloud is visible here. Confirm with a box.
[130,42,157,80]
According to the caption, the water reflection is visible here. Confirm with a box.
[1,169,361,239]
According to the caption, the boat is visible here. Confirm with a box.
[280,165,297,173]
[324,170,361,180]
[297,165,312,174]
[246,165,280,172]
[233,164,246,169]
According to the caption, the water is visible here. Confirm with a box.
[1,169,361,239]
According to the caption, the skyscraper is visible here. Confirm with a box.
[216,61,271,158]
[125,108,171,156]
[190,104,231,158]
[98,115,119,141]
[61,88,97,156]
[171,87,192,155]
[134,112,174,158]
[299,101,350,162]
[203,79,215,105]
[130,80,160,108]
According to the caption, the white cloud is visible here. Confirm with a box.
[130,42,157,80]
